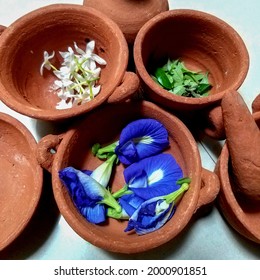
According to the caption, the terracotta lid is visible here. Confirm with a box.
[0,113,43,251]
[83,0,169,44]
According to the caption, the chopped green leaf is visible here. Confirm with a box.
[151,59,212,98]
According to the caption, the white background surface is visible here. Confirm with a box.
[0,0,259,260]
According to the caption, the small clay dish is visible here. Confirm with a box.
[0,113,43,251]
[0,4,139,121]
[134,10,249,138]
[37,101,219,254]
[215,113,260,243]
[83,0,169,44]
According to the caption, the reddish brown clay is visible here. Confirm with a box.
[83,0,169,44]
[252,94,260,113]
[215,113,260,243]
[0,4,139,121]
[134,10,249,139]
[37,101,220,254]
[221,91,260,201]
[0,113,43,251]
[0,25,6,36]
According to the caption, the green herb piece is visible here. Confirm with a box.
[151,59,212,98]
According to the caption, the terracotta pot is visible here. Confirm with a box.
[83,0,169,45]
[215,113,260,243]
[134,9,249,139]
[0,113,43,251]
[0,25,6,36]
[0,4,139,121]
[36,100,220,254]
[252,94,260,113]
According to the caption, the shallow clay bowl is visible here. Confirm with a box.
[215,113,260,243]
[134,9,249,111]
[37,101,219,254]
[0,4,139,121]
[0,113,43,251]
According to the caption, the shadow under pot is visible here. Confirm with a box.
[0,113,43,251]
[0,4,139,121]
[36,100,220,254]
[134,9,249,139]
[215,113,260,243]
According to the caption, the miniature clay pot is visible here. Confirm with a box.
[83,0,169,45]
[0,4,139,121]
[134,9,249,139]
[36,100,220,254]
[0,113,43,251]
[0,25,6,36]
[215,113,260,243]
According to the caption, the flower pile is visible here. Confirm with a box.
[59,118,190,235]
[40,40,106,109]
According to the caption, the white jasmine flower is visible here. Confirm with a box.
[40,40,106,109]
[40,51,55,75]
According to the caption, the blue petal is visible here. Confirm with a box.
[79,204,106,224]
[119,193,145,216]
[124,153,183,199]
[125,197,175,235]
[115,119,169,165]
[59,167,107,224]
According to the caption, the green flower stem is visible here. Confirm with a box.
[100,190,122,213]
[107,208,129,220]
[95,141,119,157]
[164,182,189,205]
[50,63,58,72]
[112,184,133,199]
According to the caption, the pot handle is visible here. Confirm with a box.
[194,168,220,213]
[36,134,64,172]
[203,105,226,140]
[0,25,6,36]
[107,71,140,103]
[252,94,260,113]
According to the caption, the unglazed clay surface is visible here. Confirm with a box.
[38,101,219,253]
[0,113,42,251]
[83,0,169,44]
[0,4,139,121]
[221,91,260,201]
[133,9,249,139]
[216,113,260,243]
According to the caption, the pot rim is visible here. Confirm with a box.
[134,9,249,108]
[0,4,129,121]
[50,100,203,253]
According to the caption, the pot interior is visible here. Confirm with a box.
[0,5,127,112]
[53,101,201,253]
[137,10,248,98]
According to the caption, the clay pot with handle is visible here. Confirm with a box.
[36,100,220,254]
[0,4,139,121]
[134,10,249,139]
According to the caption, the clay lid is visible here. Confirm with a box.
[83,0,169,44]
[0,113,43,251]
[0,4,130,121]
[216,113,260,243]
[39,100,219,253]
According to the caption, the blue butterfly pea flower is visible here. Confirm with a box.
[59,161,121,224]
[93,118,169,165]
[125,182,189,235]
[124,153,183,199]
